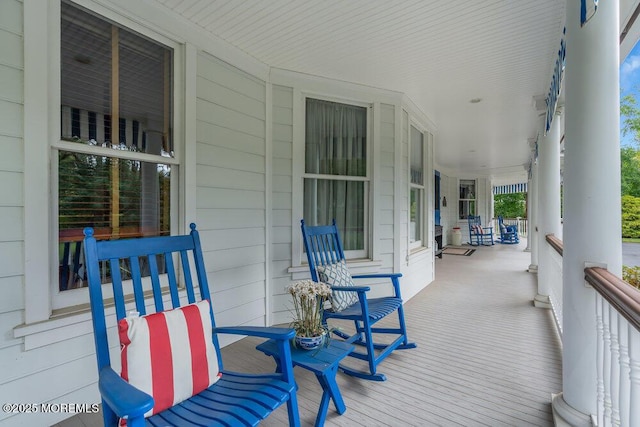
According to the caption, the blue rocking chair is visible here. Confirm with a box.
[300,219,416,381]
[83,224,300,427]
[468,215,494,246]
[498,216,520,244]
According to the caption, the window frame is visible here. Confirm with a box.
[409,124,426,251]
[459,179,477,220]
[298,94,372,261]
[23,0,185,321]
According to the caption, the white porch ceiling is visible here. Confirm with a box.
[153,0,637,179]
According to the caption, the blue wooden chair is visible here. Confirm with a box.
[83,224,300,427]
[498,216,519,244]
[468,215,494,246]
[300,219,416,382]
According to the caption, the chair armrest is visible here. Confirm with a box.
[331,285,370,293]
[352,273,402,280]
[99,367,153,419]
[352,273,404,298]
[214,326,295,341]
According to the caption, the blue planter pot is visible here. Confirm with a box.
[294,333,326,350]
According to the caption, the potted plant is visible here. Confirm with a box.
[287,280,332,350]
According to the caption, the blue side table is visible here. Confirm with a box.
[256,339,354,427]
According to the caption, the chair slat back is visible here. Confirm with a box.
[468,215,482,227]
[83,223,219,373]
[300,219,346,282]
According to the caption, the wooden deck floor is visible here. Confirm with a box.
[56,239,562,426]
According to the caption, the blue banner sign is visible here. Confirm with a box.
[545,29,566,133]
[581,0,599,26]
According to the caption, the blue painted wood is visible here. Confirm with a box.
[498,216,520,244]
[467,215,495,246]
[300,219,417,382]
[256,339,354,427]
[83,224,300,427]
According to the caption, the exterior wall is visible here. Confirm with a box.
[0,0,25,351]
[194,52,268,328]
[398,107,435,300]
[270,85,295,324]
[2,1,440,424]
[436,173,492,246]
[1,2,104,426]
[0,1,274,424]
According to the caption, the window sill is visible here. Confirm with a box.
[409,246,430,256]
[14,288,178,351]
[287,258,383,274]
[14,306,95,351]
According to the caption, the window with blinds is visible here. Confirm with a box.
[57,2,173,292]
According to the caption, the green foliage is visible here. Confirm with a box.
[622,195,640,238]
[621,147,640,197]
[623,265,640,289]
[621,94,640,144]
[494,193,526,218]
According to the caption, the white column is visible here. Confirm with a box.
[529,152,539,272]
[535,111,562,307]
[524,159,533,252]
[553,0,623,423]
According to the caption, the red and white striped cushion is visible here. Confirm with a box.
[118,300,221,418]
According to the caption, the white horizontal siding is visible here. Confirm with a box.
[0,136,23,172]
[213,281,266,313]
[397,107,432,299]
[196,52,267,328]
[0,21,25,402]
[0,65,23,104]
[197,163,265,191]
[0,102,22,140]
[0,276,22,314]
[0,28,22,71]
[196,120,264,155]
[270,85,294,325]
[197,143,266,173]
[196,208,265,230]
[213,263,266,293]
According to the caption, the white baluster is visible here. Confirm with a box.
[603,303,612,427]
[609,309,620,426]
[618,319,630,427]
[629,325,640,426]
[596,294,605,426]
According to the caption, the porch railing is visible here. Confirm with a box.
[545,234,564,334]
[492,217,528,237]
[585,267,640,427]
[544,232,640,426]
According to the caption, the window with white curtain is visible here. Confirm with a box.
[459,179,477,219]
[304,98,368,257]
[54,2,176,304]
[410,125,425,249]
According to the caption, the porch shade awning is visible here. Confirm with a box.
[493,183,528,195]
